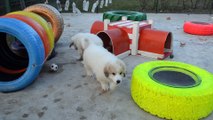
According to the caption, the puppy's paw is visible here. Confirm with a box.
[101,83,109,92]
[77,58,83,61]
[77,56,83,61]
[101,89,108,94]
[81,75,87,78]
[109,82,117,91]
[87,74,93,77]
[86,71,93,77]
[102,88,109,92]
[86,75,95,81]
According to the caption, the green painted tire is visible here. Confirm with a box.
[103,11,147,22]
[131,61,213,120]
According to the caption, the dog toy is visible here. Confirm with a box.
[49,63,58,72]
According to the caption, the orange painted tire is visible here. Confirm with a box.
[8,11,54,53]
[3,14,50,58]
[24,4,64,42]
[183,21,213,35]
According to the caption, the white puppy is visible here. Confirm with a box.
[69,33,103,60]
[83,44,126,91]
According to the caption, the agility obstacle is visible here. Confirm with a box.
[0,4,64,92]
[91,17,173,59]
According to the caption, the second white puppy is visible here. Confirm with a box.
[83,44,126,91]
[69,33,103,60]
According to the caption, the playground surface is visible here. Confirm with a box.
[0,13,213,120]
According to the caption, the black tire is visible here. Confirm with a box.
[103,10,147,22]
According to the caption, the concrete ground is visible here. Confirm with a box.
[1,13,213,120]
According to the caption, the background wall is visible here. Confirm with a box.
[0,0,213,15]
[0,0,43,15]
[138,0,213,13]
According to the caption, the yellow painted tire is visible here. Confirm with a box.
[9,11,54,54]
[24,4,64,42]
[131,61,213,120]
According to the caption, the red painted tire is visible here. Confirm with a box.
[8,11,54,53]
[183,21,213,35]
[3,14,51,58]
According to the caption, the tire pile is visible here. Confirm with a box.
[0,4,64,92]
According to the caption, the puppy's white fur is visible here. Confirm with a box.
[69,33,103,60]
[83,44,126,91]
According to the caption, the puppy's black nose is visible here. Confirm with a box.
[116,80,121,84]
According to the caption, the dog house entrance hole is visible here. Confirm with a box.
[164,32,172,50]
[97,32,113,53]
[149,66,201,88]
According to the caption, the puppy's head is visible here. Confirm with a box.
[104,59,126,85]
[82,38,90,50]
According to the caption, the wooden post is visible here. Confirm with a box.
[104,19,110,30]
[121,16,127,20]
[131,21,139,55]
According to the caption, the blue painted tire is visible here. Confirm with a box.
[0,18,45,92]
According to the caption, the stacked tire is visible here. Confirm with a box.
[103,11,147,22]
[0,4,64,92]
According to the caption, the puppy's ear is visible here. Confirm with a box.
[117,59,127,77]
[104,63,114,78]
[104,63,109,78]
[122,71,126,77]
[104,63,116,78]
[69,41,74,48]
